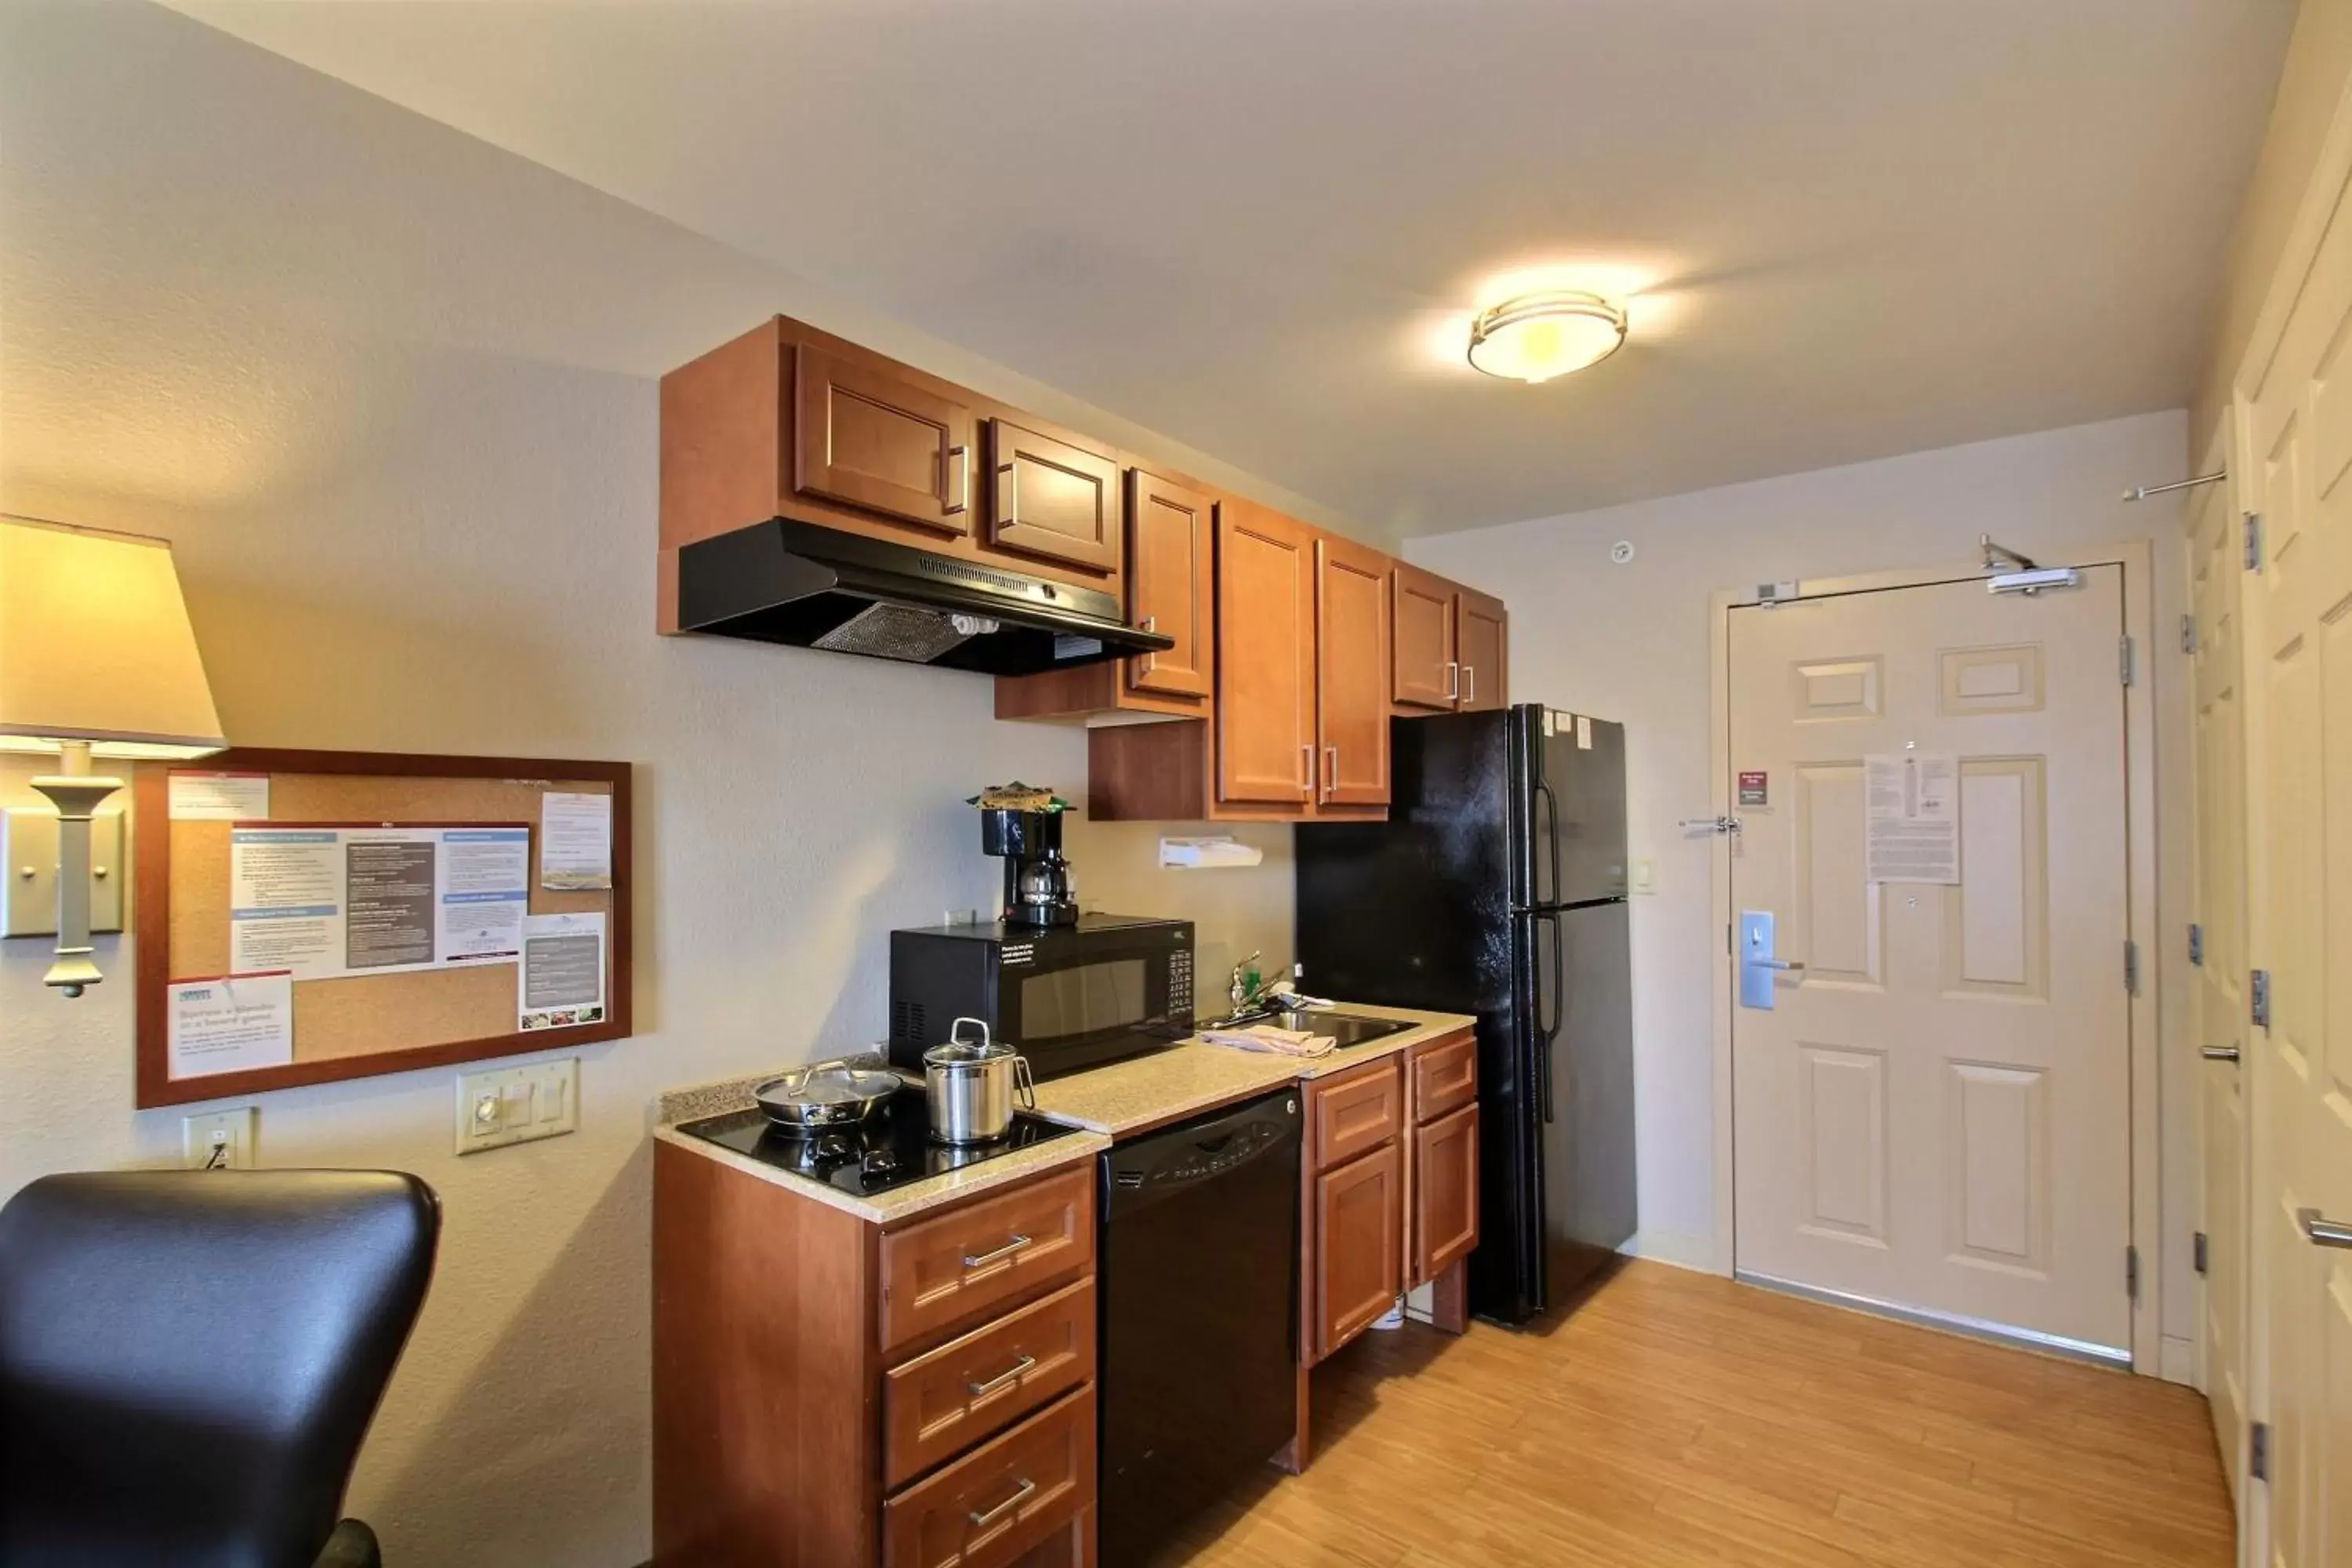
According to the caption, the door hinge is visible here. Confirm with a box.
[2189,923,2205,967]
[2124,939,2140,995]
[2126,1244,2141,1300]
[2245,512,2266,575]
[2119,635,2136,687]
[2252,1420,2271,1482]
[2181,613,2198,655]
[2252,968,2272,1030]
[2194,1230,2209,1276]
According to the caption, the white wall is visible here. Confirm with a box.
[0,5,1294,1563]
[1407,411,2200,1350]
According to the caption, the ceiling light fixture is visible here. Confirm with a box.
[1466,289,1628,383]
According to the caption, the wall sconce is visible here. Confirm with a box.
[0,517,224,995]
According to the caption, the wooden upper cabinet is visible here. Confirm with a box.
[1457,586,1508,712]
[1217,500,1317,806]
[1392,564,1460,711]
[1125,470,1214,700]
[793,343,975,535]
[1316,537,1391,807]
[987,419,1119,573]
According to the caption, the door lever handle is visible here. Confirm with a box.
[1759,958,1805,973]
[2201,1045,2241,1063]
[2299,1208,2352,1250]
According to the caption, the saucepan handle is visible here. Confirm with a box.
[950,1015,992,1050]
[1013,1054,1036,1112]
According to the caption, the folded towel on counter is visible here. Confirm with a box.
[1197,1024,1336,1058]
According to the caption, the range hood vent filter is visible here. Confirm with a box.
[812,602,975,663]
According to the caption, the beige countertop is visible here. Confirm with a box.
[1029,1003,1477,1138]
[652,1002,1475,1222]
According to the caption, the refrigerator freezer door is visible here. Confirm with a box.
[1544,901,1639,1296]
[1465,911,1552,1324]
[1535,714,1628,907]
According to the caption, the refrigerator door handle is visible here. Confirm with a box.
[1536,909,1563,1123]
[1532,777,1562,909]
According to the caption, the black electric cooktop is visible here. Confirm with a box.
[676,1085,1082,1198]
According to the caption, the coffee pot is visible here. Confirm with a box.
[981,807,1079,927]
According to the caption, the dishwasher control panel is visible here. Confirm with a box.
[1109,1095,1299,1190]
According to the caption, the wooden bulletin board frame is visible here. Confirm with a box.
[133,747,633,1108]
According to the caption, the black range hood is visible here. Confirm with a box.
[676,518,1174,676]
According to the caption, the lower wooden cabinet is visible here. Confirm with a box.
[654,1143,1100,1567]
[882,1385,1097,1568]
[1313,1142,1404,1360]
[1412,1104,1480,1285]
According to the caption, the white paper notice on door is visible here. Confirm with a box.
[1865,752,1961,884]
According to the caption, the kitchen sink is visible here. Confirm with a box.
[1212,1008,1415,1049]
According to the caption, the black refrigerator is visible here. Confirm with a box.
[1296,704,1636,1325]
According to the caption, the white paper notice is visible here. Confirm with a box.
[518,912,606,1030]
[1865,752,1961,884]
[169,771,271,822]
[168,971,294,1078]
[230,829,345,977]
[539,793,612,891]
[441,828,530,962]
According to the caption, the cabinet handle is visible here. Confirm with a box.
[1445,660,1459,700]
[967,1353,1038,1398]
[968,1477,1037,1530]
[960,1233,1033,1271]
[997,459,1018,525]
[946,445,971,516]
[1300,744,1312,793]
[1464,664,1476,705]
[1324,746,1339,797]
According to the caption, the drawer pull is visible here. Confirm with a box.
[962,1234,1033,1271]
[967,1354,1038,1399]
[967,1476,1037,1530]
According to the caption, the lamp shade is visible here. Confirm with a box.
[0,517,225,760]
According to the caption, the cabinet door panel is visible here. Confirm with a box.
[1314,1143,1402,1361]
[1412,1105,1479,1287]
[1457,588,1508,712]
[795,343,975,534]
[1126,471,1214,699]
[1216,501,1316,805]
[1316,537,1392,806]
[989,419,1119,573]
[1392,564,1458,710]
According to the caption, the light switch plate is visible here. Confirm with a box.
[1630,858,1657,895]
[456,1058,579,1154]
[2,805,125,937]
[183,1106,256,1170]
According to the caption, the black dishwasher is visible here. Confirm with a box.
[1098,1087,1302,1566]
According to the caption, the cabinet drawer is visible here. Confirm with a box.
[884,1385,1096,1568]
[1309,1059,1401,1173]
[884,1277,1097,1489]
[881,1168,1094,1354]
[1409,1030,1478,1124]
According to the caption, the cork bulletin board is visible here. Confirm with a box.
[132,747,633,1108]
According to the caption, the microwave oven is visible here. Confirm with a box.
[887,914,1195,1081]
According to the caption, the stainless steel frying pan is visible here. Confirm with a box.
[752,1061,903,1133]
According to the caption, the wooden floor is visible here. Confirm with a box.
[1160,1260,2234,1567]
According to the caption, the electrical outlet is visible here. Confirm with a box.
[183,1107,256,1170]
[456,1058,579,1155]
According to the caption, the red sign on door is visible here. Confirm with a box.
[1737,771,1769,807]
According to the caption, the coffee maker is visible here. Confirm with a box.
[981,808,1078,927]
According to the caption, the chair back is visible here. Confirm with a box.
[0,1170,439,1567]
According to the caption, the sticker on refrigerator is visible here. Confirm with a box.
[1576,714,1593,750]
[1737,771,1769,807]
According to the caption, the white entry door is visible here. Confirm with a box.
[2190,466,2252,1510]
[1728,568,2133,1358]
[2239,150,2352,1563]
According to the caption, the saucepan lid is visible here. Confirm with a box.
[923,1016,1018,1069]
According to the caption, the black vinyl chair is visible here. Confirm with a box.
[0,1170,440,1568]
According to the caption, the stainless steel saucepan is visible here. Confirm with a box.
[752,1060,903,1134]
[923,1018,1036,1145]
